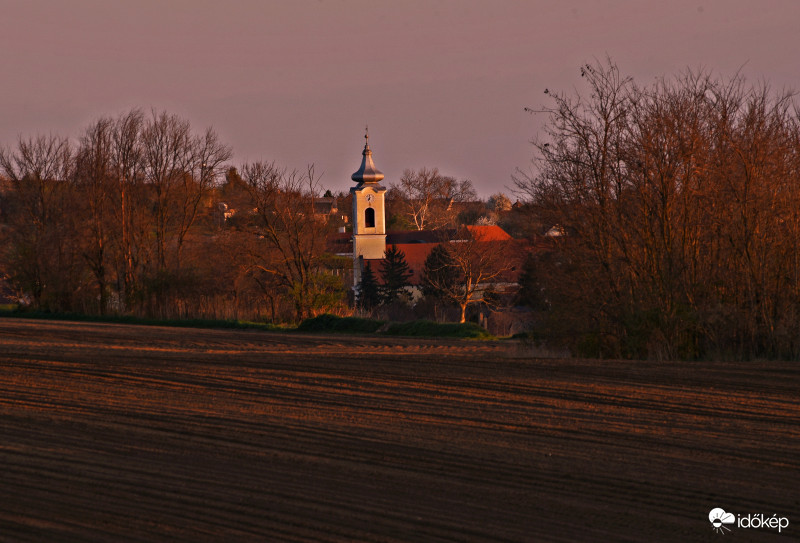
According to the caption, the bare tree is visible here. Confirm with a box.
[179,127,232,262]
[515,59,635,353]
[517,58,800,359]
[239,161,343,321]
[389,168,476,230]
[0,135,76,309]
[141,111,194,271]
[704,79,800,355]
[422,227,515,323]
[138,111,231,273]
[75,118,116,313]
[109,109,147,311]
[0,109,243,320]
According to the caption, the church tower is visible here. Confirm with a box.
[350,128,387,287]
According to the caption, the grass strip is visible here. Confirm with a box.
[297,314,494,339]
[0,310,285,332]
[1,310,494,339]
[296,314,386,334]
[382,319,494,339]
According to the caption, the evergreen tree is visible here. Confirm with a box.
[357,261,381,310]
[516,251,549,311]
[380,244,412,304]
[421,243,459,300]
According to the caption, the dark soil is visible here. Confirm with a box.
[0,318,797,541]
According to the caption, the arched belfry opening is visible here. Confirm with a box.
[350,127,387,289]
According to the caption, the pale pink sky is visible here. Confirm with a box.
[2,0,799,195]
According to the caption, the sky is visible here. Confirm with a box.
[2,0,799,197]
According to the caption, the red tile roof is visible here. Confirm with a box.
[465,225,512,241]
[331,225,524,286]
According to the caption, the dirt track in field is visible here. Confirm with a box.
[0,318,798,542]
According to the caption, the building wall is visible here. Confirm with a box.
[351,185,386,237]
[351,184,387,263]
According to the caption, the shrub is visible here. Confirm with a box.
[382,320,493,339]
[296,314,385,334]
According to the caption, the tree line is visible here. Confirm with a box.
[8,59,797,359]
[0,108,523,325]
[516,59,800,359]
[0,109,346,321]
[0,110,231,317]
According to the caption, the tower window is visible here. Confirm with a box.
[365,207,375,228]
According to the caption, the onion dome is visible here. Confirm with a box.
[351,127,384,184]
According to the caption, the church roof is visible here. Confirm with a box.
[333,226,516,257]
[351,129,384,185]
[366,238,524,286]
[385,225,512,245]
[380,243,437,285]
[385,230,442,244]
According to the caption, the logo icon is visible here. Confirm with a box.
[709,508,735,534]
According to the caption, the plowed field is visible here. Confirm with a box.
[0,318,798,542]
